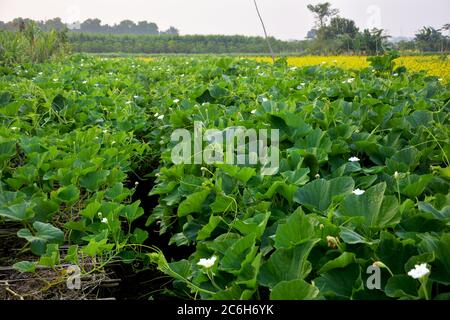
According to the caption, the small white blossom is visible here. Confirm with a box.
[125,101,132,105]
[154,113,159,117]
[408,263,430,279]
[133,95,139,99]
[82,80,87,84]
[173,99,180,103]
[348,156,360,162]
[314,174,320,179]
[394,171,400,179]
[352,189,365,196]
[101,217,108,224]
[53,78,58,82]
[262,97,268,102]
[111,141,116,145]
[393,73,399,77]
[251,109,256,114]
[10,127,19,131]
[98,212,103,218]
[197,256,217,269]
[134,181,139,186]
[157,114,164,120]
[38,72,43,75]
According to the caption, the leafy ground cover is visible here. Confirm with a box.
[0,54,449,300]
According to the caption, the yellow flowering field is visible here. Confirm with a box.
[253,55,449,80]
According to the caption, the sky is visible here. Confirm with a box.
[0,0,448,40]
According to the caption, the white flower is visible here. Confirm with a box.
[197,256,217,269]
[109,72,113,75]
[98,212,103,218]
[394,171,400,179]
[314,174,320,179]
[134,181,139,186]
[102,129,108,134]
[157,114,164,120]
[101,217,108,224]
[53,78,58,82]
[352,189,365,196]
[173,99,180,103]
[133,95,139,99]
[262,97,268,102]
[154,113,159,117]
[82,80,87,84]
[348,156,360,162]
[393,73,399,77]
[251,109,256,114]
[10,127,19,131]
[125,101,132,105]
[111,141,116,145]
[343,78,355,84]
[38,72,43,75]
[408,263,430,279]
[438,78,443,82]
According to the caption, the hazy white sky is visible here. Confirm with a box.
[0,0,448,39]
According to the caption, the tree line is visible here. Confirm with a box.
[0,8,448,55]
[305,2,449,54]
[0,17,179,35]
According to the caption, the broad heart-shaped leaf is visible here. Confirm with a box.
[417,233,450,285]
[258,238,320,288]
[399,174,433,198]
[219,234,257,275]
[81,201,101,221]
[17,222,64,256]
[274,207,315,249]
[339,227,374,245]
[231,212,271,240]
[270,279,319,300]
[197,215,222,241]
[375,232,417,275]
[314,263,361,300]
[178,189,210,217]
[79,170,110,192]
[120,201,144,224]
[340,182,400,230]
[13,261,36,273]
[318,252,356,274]
[210,194,236,213]
[54,184,80,204]
[385,275,419,299]
[0,202,34,221]
[293,177,354,212]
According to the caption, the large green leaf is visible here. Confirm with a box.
[178,189,210,217]
[293,177,354,212]
[270,279,319,300]
[274,208,315,249]
[17,222,64,255]
[258,239,320,288]
[340,182,400,230]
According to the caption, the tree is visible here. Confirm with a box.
[357,28,390,55]
[161,26,179,35]
[414,27,445,52]
[307,2,339,29]
[80,18,103,33]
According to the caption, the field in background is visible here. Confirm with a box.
[252,55,450,80]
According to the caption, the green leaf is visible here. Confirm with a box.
[340,182,400,230]
[0,202,34,221]
[79,170,110,192]
[210,194,236,213]
[220,234,256,275]
[339,227,373,245]
[270,279,319,300]
[293,177,354,212]
[274,208,315,249]
[130,228,149,244]
[81,201,101,221]
[54,185,80,204]
[258,239,320,288]
[385,275,418,299]
[120,201,144,224]
[318,252,356,274]
[197,215,222,241]
[314,263,361,299]
[178,189,210,217]
[13,261,36,273]
[17,222,64,256]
